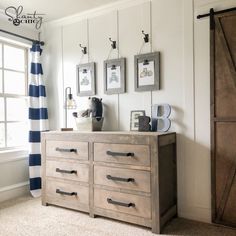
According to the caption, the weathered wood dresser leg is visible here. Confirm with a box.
[42,201,49,206]
[151,223,160,234]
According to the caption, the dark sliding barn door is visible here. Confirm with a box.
[211,9,236,227]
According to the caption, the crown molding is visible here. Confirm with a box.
[45,0,150,27]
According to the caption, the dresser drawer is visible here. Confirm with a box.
[46,179,89,207]
[94,143,150,166]
[94,188,151,219]
[46,140,88,160]
[94,166,150,193]
[46,160,89,183]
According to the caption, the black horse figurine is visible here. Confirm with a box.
[73,97,103,118]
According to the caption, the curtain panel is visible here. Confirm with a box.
[28,43,49,197]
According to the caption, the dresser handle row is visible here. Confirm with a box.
[106,150,134,157]
[56,189,77,196]
[107,198,135,207]
[106,175,135,182]
[56,168,77,174]
[55,147,77,153]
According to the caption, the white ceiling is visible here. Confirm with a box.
[0,0,122,21]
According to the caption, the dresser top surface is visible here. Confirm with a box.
[42,131,175,137]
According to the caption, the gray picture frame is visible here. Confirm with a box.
[76,62,96,96]
[104,58,126,95]
[134,52,160,92]
[130,110,146,131]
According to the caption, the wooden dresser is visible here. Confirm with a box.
[41,131,177,234]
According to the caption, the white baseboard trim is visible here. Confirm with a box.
[179,206,211,223]
[0,181,29,203]
[0,149,28,164]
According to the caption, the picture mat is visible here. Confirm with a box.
[107,66,121,89]
[79,69,92,92]
[138,61,155,86]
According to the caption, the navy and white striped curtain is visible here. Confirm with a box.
[28,43,49,197]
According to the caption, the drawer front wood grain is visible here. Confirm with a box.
[94,166,150,193]
[46,140,88,160]
[46,160,89,182]
[94,143,150,166]
[94,188,151,219]
[46,179,89,206]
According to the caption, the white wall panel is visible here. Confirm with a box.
[89,11,119,131]
[151,0,188,220]
[62,20,89,128]
[118,2,151,131]
[151,0,184,133]
[42,25,64,129]
[0,159,28,188]
[194,17,211,210]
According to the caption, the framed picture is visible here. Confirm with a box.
[130,110,146,131]
[134,52,160,92]
[76,62,96,96]
[104,58,126,95]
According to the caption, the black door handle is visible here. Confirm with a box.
[106,151,134,157]
[107,198,135,207]
[56,168,77,174]
[106,175,135,182]
[55,147,77,153]
[56,189,77,196]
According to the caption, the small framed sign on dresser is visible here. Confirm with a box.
[41,131,177,234]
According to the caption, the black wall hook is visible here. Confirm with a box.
[142,30,149,43]
[79,44,87,54]
[109,38,116,49]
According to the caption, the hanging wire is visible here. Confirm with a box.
[106,47,113,60]
[78,53,84,64]
[138,41,145,55]
[117,45,121,58]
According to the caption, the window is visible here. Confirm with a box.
[0,41,28,150]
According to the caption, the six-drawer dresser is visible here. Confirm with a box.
[41,131,177,234]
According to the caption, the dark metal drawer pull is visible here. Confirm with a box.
[106,151,134,157]
[56,189,77,196]
[106,175,135,182]
[107,198,135,207]
[56,168,77,174]
[55,147,77,153]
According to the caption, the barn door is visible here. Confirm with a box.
[211,9,236,227]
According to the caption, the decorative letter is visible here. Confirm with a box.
[138,116,151,131]
[151,104,171,132]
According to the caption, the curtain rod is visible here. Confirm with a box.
[0,29,44,45]
[197,7,236,19]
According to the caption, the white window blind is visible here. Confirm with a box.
[0,40,28,150]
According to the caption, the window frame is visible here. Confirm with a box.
[0,40,29,151]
